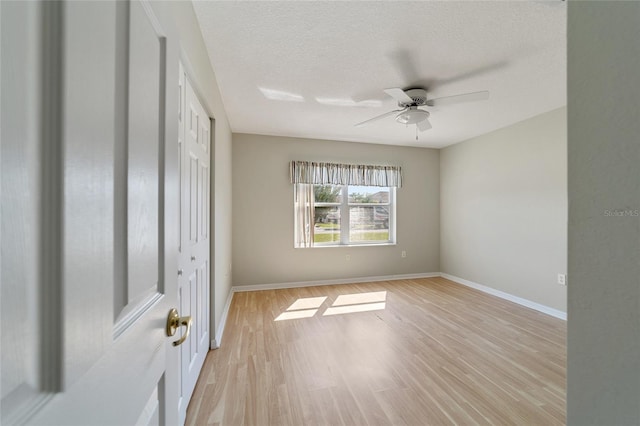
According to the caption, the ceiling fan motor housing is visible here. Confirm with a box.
[398,88,428,107]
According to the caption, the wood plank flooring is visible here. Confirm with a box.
[186,277,566,425]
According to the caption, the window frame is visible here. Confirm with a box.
[298,184,396,247]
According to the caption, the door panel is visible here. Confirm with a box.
[60,0,116,387]
[202,125,210,153]
[135,386,160,426]
[199,261,210,346]
[189,271,198,365]
[0,2,51,422]
[126,0,161,311]
[178,63,185,256]
[189,155,199,244]
[200,164,209,239]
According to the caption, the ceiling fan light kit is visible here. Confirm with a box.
[395,107,429,125]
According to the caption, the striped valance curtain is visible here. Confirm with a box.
[289,161,403,188]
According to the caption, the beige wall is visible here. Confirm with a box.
[232,134,440,286]
[567,3,640,424]
[153,1,233,342]
[440,108,567,312]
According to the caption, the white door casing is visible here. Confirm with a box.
[177,65,211,424]
[1,1,183,424]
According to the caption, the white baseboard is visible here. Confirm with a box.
[231,272,440,293]
[440,273,567,320]
[210,288,234,349]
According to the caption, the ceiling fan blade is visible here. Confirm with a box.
[417,117,432,132]
[426,90,489,107]
[383,88,414,104]
[386,49,420,87]
[354,109,405,127]
[432,62,507,89]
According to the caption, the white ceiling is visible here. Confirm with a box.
[192,1,566,149]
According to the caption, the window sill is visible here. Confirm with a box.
[295,242,397,249]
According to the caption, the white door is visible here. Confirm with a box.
[177,66,211,424]
[1,1,182,424]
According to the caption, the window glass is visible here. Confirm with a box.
[349,205,390,242]
[314,206,341,244]
[348,186,389,204]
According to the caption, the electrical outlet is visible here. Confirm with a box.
[346,254,350,261]
[558,274,566,286]
[401,250,407,258]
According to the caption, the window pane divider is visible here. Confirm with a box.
[339,186,349,245]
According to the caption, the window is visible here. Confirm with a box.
[295,184,395,247]
[290,160,402,248]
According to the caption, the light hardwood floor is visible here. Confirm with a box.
[186,277,566,425]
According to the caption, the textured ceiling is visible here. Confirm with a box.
[193,1,566,148]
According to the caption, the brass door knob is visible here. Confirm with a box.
[166,308,192,347]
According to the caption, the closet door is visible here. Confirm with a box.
[177,67,211,425]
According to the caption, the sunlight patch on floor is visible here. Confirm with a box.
[275,296,327,321]
[323,302,386,316]
[275,309,318,321]
[274,291,387,321]
[287,296,327,311]
[333,291,386,306]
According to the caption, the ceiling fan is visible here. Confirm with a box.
[354,87,490,138]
